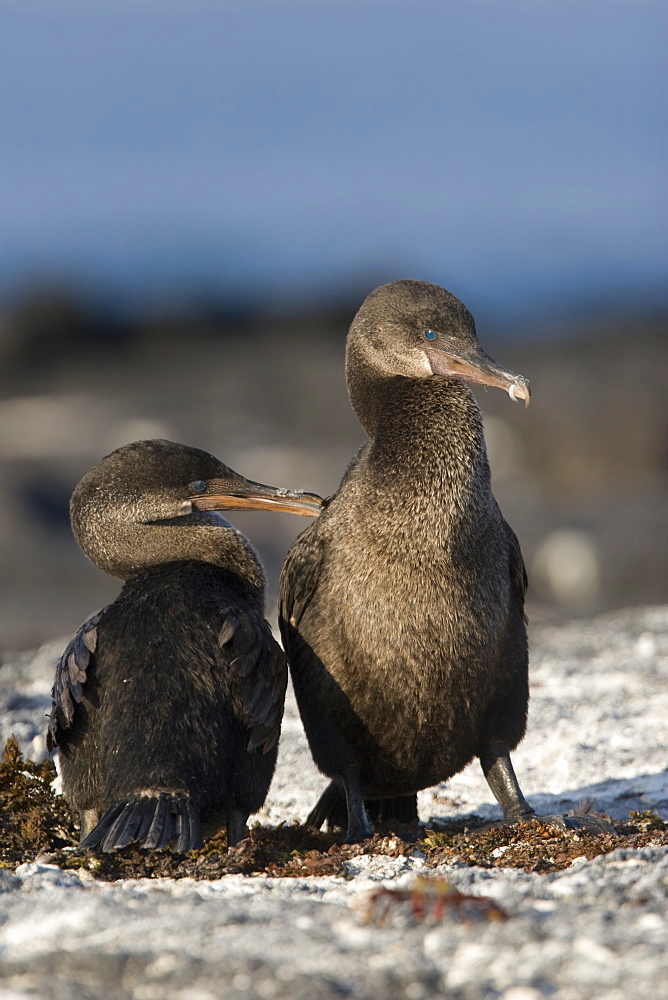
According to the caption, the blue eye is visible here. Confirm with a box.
[191,480,207,492]
[424,329,437,341]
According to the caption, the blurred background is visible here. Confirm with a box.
[0,0,666,649]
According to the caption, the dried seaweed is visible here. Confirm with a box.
[2,739,666,880]
[419,814,667,873]
[0,737,78,865]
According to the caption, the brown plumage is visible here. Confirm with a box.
[278,280,534,842]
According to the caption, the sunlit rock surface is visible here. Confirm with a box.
[0,606,666,999]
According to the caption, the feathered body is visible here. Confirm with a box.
[279,280,533,840]
[48,439,320,851]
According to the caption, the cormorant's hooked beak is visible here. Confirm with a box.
[189,479,324,517]
[426,344,531,407]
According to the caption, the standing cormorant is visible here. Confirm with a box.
[278,280,534,842]
[47,439,322,852]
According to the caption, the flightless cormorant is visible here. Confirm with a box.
[48,439,322,851]
[278,280,534,842]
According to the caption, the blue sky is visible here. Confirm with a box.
[1,0,665,318]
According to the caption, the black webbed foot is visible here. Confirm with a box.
[344,815,375,844]
[480,743,616,835]
[534,811,616,835]
[307,781,419,837]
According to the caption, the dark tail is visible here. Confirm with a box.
[306,781,419,830]
[79,795,202,853]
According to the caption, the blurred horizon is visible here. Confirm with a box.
[1,0,666,325]
[0,0,666,648]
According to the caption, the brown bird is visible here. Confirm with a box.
[277,280,534,842]
[48,438,322,852]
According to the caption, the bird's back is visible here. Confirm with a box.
[60,561,280,815]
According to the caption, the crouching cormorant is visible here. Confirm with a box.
[47,439,322,852]
[278,279,535,842]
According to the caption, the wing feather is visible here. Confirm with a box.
[278,526,325,644]
[49,595,288,759]
[504,521,528,619]
[221,609,288,753]
[47,608,108,751]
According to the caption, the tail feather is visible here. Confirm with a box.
[102,799,145,850]
[79,803,124,849]
[177,800,201,854]
[136,800,157,843]
[79,795,202,853]
[143,798,170,850]
[306,781,419,831]
[173,808,185,852]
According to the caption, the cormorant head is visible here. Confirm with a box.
[346,279,530,407]
[70,439,323,580]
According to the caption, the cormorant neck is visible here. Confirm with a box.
[346,334,396,438]
[354,371,494,519]
[72,506,266,594]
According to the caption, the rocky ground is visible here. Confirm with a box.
[0,605,667,999]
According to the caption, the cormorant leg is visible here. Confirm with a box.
[340,769,374,843]
[227,807,249,847]
[480,741,535,821]
[79,809,101,842]
[201,805,227,841]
